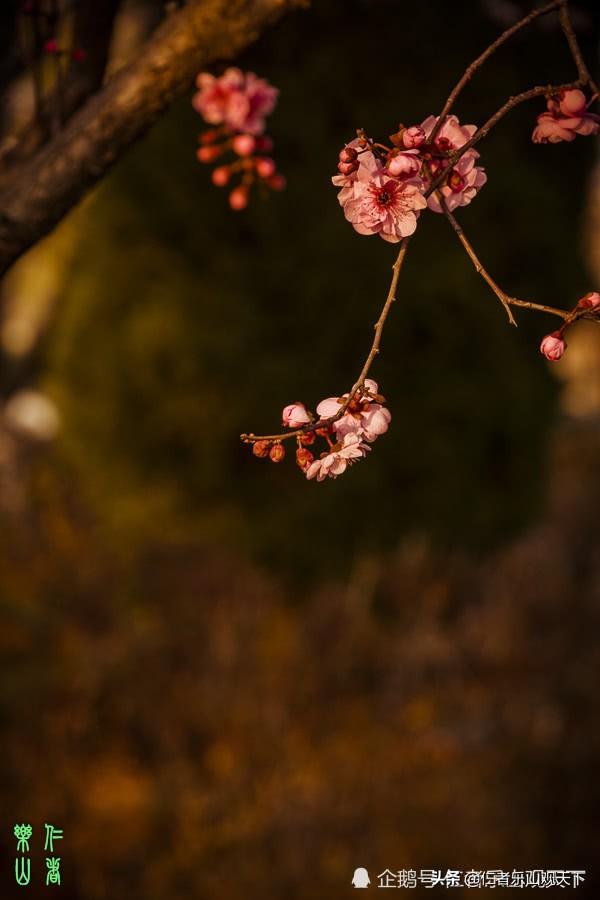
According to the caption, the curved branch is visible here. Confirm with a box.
[0,0,309,278]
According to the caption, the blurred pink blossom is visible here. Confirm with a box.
[193,67,278,135]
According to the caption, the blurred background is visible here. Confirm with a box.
[1,0,600,896]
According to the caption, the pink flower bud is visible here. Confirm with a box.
[387,152,420,178]
[558,89,587,117]
[540,331,567,361]
[339,147,358,164]
[337,160,359,176]
[282,402,310,428]
[229,185,249,210]
[44,38,59,54]
[269,443,285,463]
[578,291,600,309]
[71,47,86,62]
[402,126,425,149]
[267,173,286,191]
[211,166,231,187]
[296,448,314,471]
[196,145,223,163]
[232,133,256,156]
[252,440,271,458]
[255,157,276,178]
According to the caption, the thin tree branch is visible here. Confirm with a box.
[241,238,410,444]
[439,196,582,325]
[429,0,562,143]
[0,0,309,279]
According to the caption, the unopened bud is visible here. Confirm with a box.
[282,402,310,428]
[232,133,256,156]
[256,136,274,153]
[211,166,231,186]
[540,331,567,361]
[44,38,59,54]
[269,443,285,463]
[199,129,221,145]
[255,157,276,178]
[300,431,316,446]
[578,291,600,310]
[197,145,223,163]
[338,160,359,176]
[339,147,358,164]
[253,440,271,458]
[296,447,314,471]
[267,173,286,191]
[229,185,249,210]
[71,47,86,62]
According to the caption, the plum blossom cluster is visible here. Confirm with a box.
[192,68,285,210]
[242,2,600,481]
[332,115,487,241]
[540,292,600,362]
[251,380,390,482]
[532,88,600,143]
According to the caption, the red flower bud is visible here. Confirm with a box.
[199,129,221,145]
[229,185,249,210]
[252,440,271,458]
[339,147,358,164]
[269,443,285,463]
[267,173,286,191]
[211,166,231,187]
[232,133,256,156]
[196,145,223,163]
[44,38,59,54]
[296,447,314,471]
[255,157,276,178]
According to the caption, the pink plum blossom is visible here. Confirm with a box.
[193,68,278,136]
[420,114,487,213]
[305,433,370,482]
[540,331,567,361]
[532,89,600,143]
[316,379,391,442]
[282,402,311,428]
[332,141,426,242]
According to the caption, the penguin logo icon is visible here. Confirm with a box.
[352,867,370,888]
